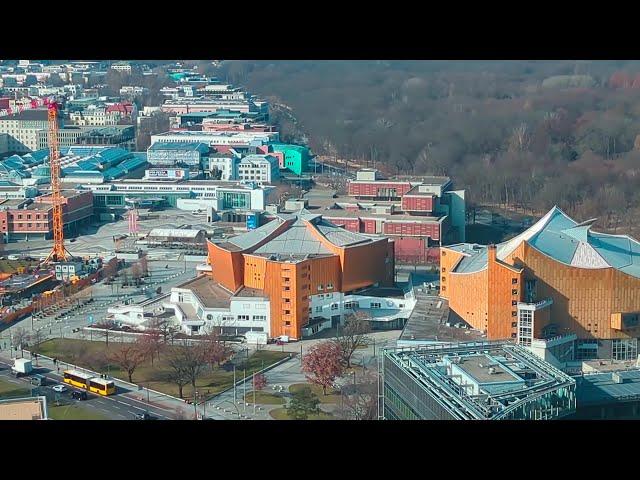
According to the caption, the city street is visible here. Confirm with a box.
[0,357,175,420]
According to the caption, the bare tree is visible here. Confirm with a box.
[30,329,46,352]
[201,327,231,369]
[137,331,163,366]
[337,370,379,420]
[334,312,372,368]
[107,343,146,383]
[11,327,30,356]
[168,340,207,397]
[148,317,180,345]
[166,344,198,399]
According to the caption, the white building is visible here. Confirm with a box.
[237,154,280,185]
[111,62,132,74]
[120,86,149,97]
[207,152,240,181]
[169,276,271,336]
[150,130,279,147]
[69,106,121,126]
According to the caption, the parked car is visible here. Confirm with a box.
[52,384,67,393]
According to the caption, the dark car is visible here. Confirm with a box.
[71,390,88,400]
[134,412,156,420]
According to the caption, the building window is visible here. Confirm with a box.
[331,303,338,311]
[371,302,381,309]
[327,282,334,290]
[253,315,266,321]
[441,286,446,292]
[511,322,518,328]
[612,338,638,361]
[283,286,290,291]
[511,311,517,317]
[284,310,291,315]
[317,284,324,291]
[344,301,359,310]
[315,306,322,313]
[309,308,313,315]
[512,300,518,306]
[285,321,291,326]
[441,276,446,283]
[518,310,533,347]
[441,267,446,273]
[512,278,518,284]
[512,289,518,295]
[237,315,249,321]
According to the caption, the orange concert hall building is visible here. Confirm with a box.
[207,210,395,340]
[440,206,640,360]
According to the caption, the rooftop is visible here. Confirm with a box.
[577,370,640,405]
[447,206,640,278]
[0,397,47,420]
[224,210,379,255]
[384,342,576,420]
[176,275,233,309]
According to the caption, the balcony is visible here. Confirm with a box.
[517,298,553,312]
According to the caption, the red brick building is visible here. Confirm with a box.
[0,190,93,241]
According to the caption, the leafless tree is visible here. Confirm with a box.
[11,327,30,356]
[30,329,46,351]
[167,340,208,397]
[337,370,379,420]
[148,317,180,345]
[107,343,146,383]
[201,326,231,369]
[166,346,194,399]
[334,311,372,368]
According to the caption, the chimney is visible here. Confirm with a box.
[488,244,497,263]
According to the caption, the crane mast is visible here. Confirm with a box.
[0,96,71,264]
[44,102,70,263]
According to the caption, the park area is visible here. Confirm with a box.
[32,338,289,399]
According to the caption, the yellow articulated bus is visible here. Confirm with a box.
[63,370,117,396]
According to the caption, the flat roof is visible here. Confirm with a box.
[384,342,576,420]
[455,354,521,384]
[577,370,640,405]
[0,397,47,420]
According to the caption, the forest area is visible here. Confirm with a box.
[208,60,640,237]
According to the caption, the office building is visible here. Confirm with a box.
[237,154,280,185]
[383,341,576,420]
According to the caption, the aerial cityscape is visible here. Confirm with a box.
[0,59,639,421]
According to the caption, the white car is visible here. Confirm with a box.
[52,384,67,393]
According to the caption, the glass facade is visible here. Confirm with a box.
[612,338,638,361]
[222,191,248,209]
[382,344,576,420]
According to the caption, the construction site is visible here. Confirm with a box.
[0,97,146,331]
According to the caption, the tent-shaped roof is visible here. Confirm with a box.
[451,206,640,279]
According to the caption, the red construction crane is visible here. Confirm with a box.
[0,96,71,263]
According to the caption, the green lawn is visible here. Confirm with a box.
[0,378,31,398]
[48,403,111,420]
[244,391,285,405]
[269,407,333,420]
[289,383,341,404]
[34,339,289,400]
